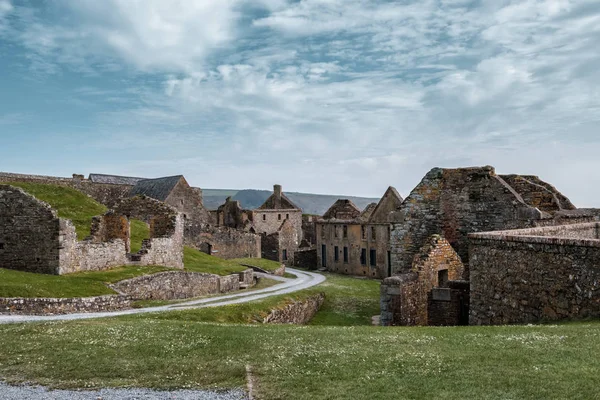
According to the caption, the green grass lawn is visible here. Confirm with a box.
[8,182,108,240]
[0,266,171,298]
[184,247,248,276]
[129,219,150,253]
[0,318,597,399]
[230,257,282,272]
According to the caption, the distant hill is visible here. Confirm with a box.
[203,189,380,215]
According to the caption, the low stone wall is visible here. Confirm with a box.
[110,271,220,300]
[242,263,286,277]
[220,274,240,293]
[293,248,318,270]
[427,281,470,326]
[469,223,600,325]
[239,269,255,286]
[0,295,132,315]
[263,293,325,324]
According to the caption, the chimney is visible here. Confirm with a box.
[274,184,282,199]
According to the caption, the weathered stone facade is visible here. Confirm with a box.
[316,187,404,278]
[469,223,600,325]
[187,225,261,259]
[293,247,318,270]
[389,166,554,276]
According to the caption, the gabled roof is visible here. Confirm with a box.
[359,203,378,222]
[368,186,404,223]
[257,185,300,210]
[322,199,362,221]
[129,176,184,202]
[89,173,146,186]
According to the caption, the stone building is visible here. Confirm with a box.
[250,185,303,265]
[0,185,184,275]
[381,165,597,326]
[316,187,404,279]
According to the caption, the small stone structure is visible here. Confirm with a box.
[293,247,318,270]
[187,225,261,259]
[469,222,600,325]
[380,235,468,326]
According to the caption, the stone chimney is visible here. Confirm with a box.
[72,174,84,181]
[274,184,282,208]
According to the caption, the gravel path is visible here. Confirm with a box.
[0,382,248,400]
[0,268,326,324]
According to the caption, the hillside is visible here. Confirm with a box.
[203,188,380,215]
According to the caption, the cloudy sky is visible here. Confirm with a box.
[0,0,598,206]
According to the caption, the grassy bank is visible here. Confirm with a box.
[0,266,170,298]
[0,319,597,399]
[183,247,248,276]
[231,257,282,272]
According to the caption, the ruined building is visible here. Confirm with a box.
[0,185,184,275]
[316,186,404,278]
[381,166,600,326]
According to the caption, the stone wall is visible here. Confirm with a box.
[252,209,303,239]
[380,273,419,326]
[390,166,544,276]
[301,215,317,246]
[111,271,220,300]
[427,281,470,326]
[0,185,61,274]
[469,223,600,325]
[263,293,325,324]
[187,225,260,259]
[293,247,318,270]
[239,269,255,286]
[219,274,240,293]
[0,295,132,315]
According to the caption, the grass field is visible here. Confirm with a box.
[230,257,282,272]
[0,318,597,399]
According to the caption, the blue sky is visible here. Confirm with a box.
[0,0,599,206]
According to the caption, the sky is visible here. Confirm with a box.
[0,0,599,206]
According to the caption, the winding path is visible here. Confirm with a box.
[0,268,326,324]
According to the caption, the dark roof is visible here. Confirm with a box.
[129,176,184,202]
[89,173,146,186]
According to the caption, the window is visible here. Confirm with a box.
[321,225,326,239]
[360,249,367,266]
[371,227,377,241]
[388,226,391,239]
[438,269,449,287]
[263,214,266,221]
[343,247,349,263]
[370,249,377,266]
[361,226,366,239]
[180,199,184,206]
[321,245,327,268]
[334,225,338,238]
[283,249,288,261]
[334,246,339,262]
[0,243,4,250]
[278,214,282,221]
[343,225,348,238]
[286,214,289,219]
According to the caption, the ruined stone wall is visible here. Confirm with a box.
[261,232,280,262]
[278,219,299,265]
[301,215,317,246]
[500,175,576,213]
[390,167,543,276]
[137,214,184,269]
[219,274,240,293]
[0,185,61,274]
[469,223,600,325]
[111,271,220,300]
[165,179,211,226]
[0,295,132,315]
[380,273,420,326]
[263,293,325,324]
[186,225,261,259]
[252,209,302,239]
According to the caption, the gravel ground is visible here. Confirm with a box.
[0,383,249,400]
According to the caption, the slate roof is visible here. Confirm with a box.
[88,173,146,186]
[129,176,184,202]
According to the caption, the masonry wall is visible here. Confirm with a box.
[187,226,261,259]
[278,219,299,265]
[469,224,600,325]
[390,167,543,276]
[111,271,221,300]
[427,282,470,326]
[252,209,302,239]
[263,293,325,324]
[0,185,61,274]
[294,247,318,270]
[0,295,132,315]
